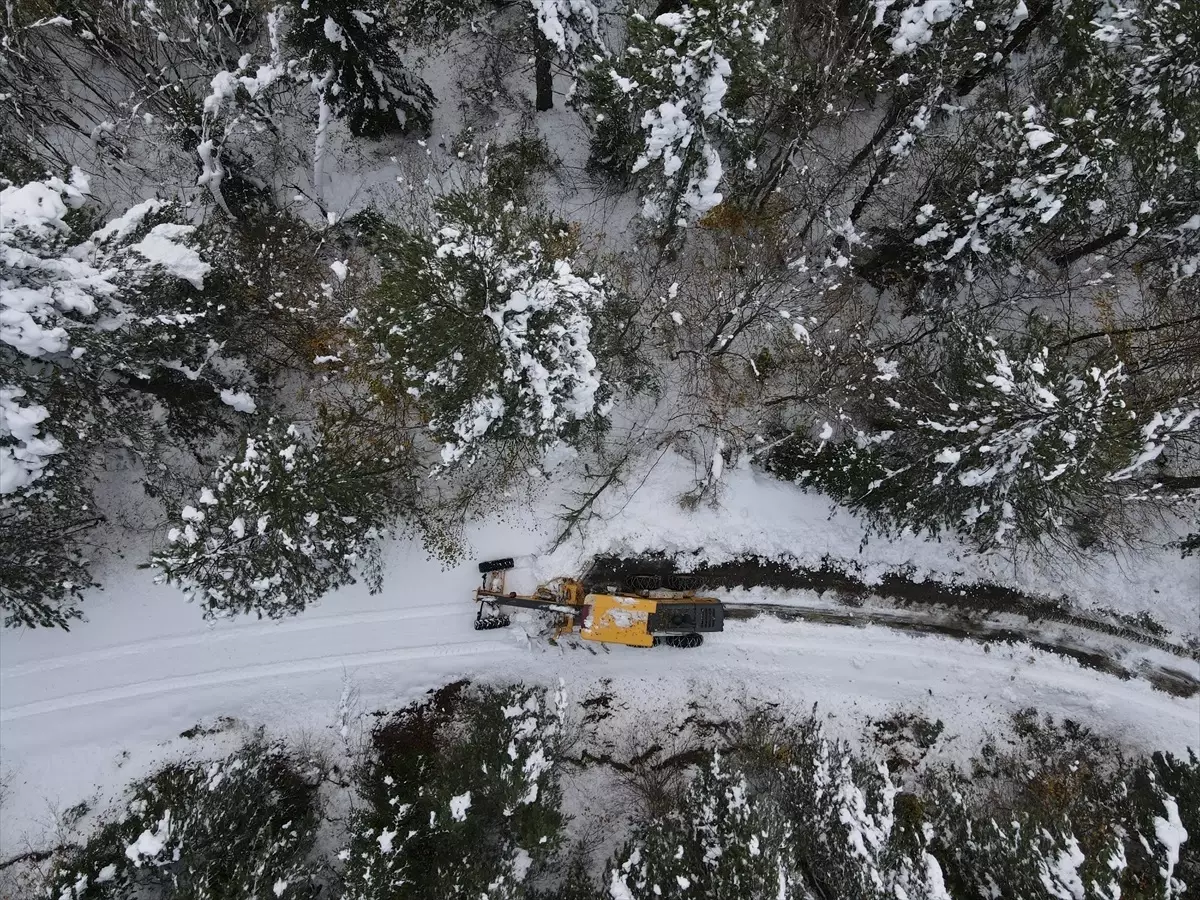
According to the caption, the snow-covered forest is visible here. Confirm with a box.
[3,0,1197,628]
[1,0,1197,896]
[7,681,1198,900]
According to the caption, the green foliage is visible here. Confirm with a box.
[486,133,558,205]
[286,0,434,137]
[0,438,95,629]
[609,749,795,900]
[925,712,1198,900]
[46,740,322,900]
[1146,749,1200,892]
[40,692,1195,900]
[342,682,567,900]
[544,851,602,900]
[358,190,612,468]
[581,0,774,225]
[610,709,1193,900]
[770,320,1151,549]
[1,174,259,628]
[151,419,401,619]
[395,0,485,47]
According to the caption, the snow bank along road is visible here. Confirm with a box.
[2,538,1198,853]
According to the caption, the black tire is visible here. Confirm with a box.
[664,633,703,649]
[474,614,511,631]
[479,558,515,574]
[627,574,663,592]
[667,574,699,591]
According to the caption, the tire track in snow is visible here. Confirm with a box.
[586,555,1198,659]
[720,629,1200,727]
[724,603,1200,697]
[0,603,461,679]
[0,638,516,723]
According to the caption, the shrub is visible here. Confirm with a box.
[342,682,568,900]
[46,741,323,900]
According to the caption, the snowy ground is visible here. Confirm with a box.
[536,450,1200,637]
[3,456,1198,855]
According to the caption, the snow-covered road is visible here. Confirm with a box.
[2,526,1197,854]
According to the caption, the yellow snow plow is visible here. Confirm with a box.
[473,559,724,649]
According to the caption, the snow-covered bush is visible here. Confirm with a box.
[772,321,1197,550]
[46,740,322,900]
[0,385,95,629]
[608,749,795,900]
[583,0,773,227]
[925,713,1198,900]
[151,419,400,619]
[286,0,435,138]
[342,682,567,900]
[357,190,612,468]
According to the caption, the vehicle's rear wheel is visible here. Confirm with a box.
[667,574,699,591]
[664,633,703,649]
[474,613,511,630]
[478,558,515,573]
[626,574,663,592]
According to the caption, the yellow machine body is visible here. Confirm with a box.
[474,570,724,649]
[578,593,658,647]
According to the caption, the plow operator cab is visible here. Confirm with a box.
[473,558,724,649]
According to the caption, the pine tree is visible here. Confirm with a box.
[862,0,1199,281]
[286,0,434,139]
[608,750,797,900]
[1144,750,1200,894]
[583,0,773,228]
[0,385,95,629]
[151,419,400,619]
[46,740,322,900]
[357,190,612,469]
[917,712,1198,900]
[1,171,252,627]
[342,684,567,900]
[762,719,952,900]
[772,318,1198,550]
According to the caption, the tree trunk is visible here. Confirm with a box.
[1153,475,1200,492]
[535,30,554,112]
[1052,203,1198,266]
[954,0,1052,97]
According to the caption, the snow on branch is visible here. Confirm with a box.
[0,387,63,495]
[532,0,603,56]
[595,0,772,228]
[1,172,209,359]
[360,194,611,469]
[151,420,396,618]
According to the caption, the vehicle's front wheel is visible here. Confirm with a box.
[664,633,703,649]
[474,613,511,630]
